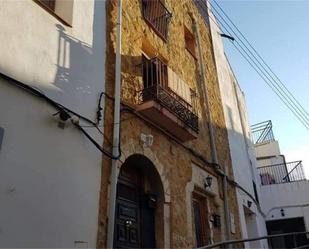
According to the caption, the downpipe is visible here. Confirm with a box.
[192,13,231,244]
[106,0,122,247]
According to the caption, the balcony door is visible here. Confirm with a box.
[142,55,168,90]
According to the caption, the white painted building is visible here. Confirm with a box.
[0,0,106,247]
[208,7,269,249]
[252,123,309,247]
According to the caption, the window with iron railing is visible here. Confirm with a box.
[141,0,172,41]
[139,56,199,132]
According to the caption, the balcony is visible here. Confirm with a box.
[136,57,198,142]
[142,0,172,41]
[259,161,306,185]
[251,120,275,145]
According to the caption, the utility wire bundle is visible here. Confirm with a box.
[196,0,309,130]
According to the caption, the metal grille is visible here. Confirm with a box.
[138,57,199,132]
[259,161,306,185]
[251,120,274,144]
[142,0,172,40]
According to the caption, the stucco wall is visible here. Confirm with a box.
[208,4,268,248]
[0,0,106,247]
[261,181,309,231]
[255,141,281,160]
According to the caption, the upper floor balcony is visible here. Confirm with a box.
[251,120,275,145]
[142,0,172,41]
[136,57,198,142]
[259,160,306,186]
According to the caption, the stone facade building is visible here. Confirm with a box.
[98,0,242,248]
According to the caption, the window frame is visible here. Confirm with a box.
[34,0,72,27]
[184,26,197,60]
[192,193,210,247]
[37,0,55,11]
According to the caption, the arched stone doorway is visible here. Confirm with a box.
[114,154,165,248]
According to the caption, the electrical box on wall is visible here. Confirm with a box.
[0,127,4,151]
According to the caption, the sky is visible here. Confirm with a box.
[216,0,309,177]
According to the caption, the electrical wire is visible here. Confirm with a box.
[74,122,120,159]
[212,0,309,120]
[0,72,121,160]
[209,1,309,128]
[207,0,309,128]
[197,0,309,129]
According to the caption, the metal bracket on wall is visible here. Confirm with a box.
[0,127,4,151]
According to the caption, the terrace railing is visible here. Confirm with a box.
[259,161,306,185]
[198,231,309,249]
[251,120,274,145]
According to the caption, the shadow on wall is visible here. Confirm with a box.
[51,0,106,118]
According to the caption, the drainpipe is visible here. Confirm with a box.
[223,165,232,246]
[191,17,218,165]
[106,0,122,248]
[232,80,256,180]
[192,14,231,242]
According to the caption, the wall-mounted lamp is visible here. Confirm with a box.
[204,175,213,189]
[247,200,252,208]
[53,110,71,129]
[280,208,285,217]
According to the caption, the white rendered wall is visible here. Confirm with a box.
[260,181,309,231]
[0,0,106,247]
[208,7,268,248]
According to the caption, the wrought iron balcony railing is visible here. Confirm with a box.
[138,57,199,133]
[142,0,172,40]
[251,120,275,145]
[259,161,306,185]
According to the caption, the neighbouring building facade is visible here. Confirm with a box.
[252,121,309,248]
[98,0,242,248]
[0,0,106,247]
[208,7,269,249]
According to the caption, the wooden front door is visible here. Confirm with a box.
[114,164,156,248]
[115,198,140,248]
[193,195,210,247]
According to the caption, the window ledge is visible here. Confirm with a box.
[34,0,72,27]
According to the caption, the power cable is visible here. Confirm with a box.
[0,72,121,160]
[212,0,309,120]
[208,0,309,128]
[197,0,309,129]
[209,1,309,128]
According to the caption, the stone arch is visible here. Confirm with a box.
[115,151,171,248]
[116,139,171,203]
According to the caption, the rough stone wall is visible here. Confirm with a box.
[97,0,242,248]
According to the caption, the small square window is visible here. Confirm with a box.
[184,26,197,59]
